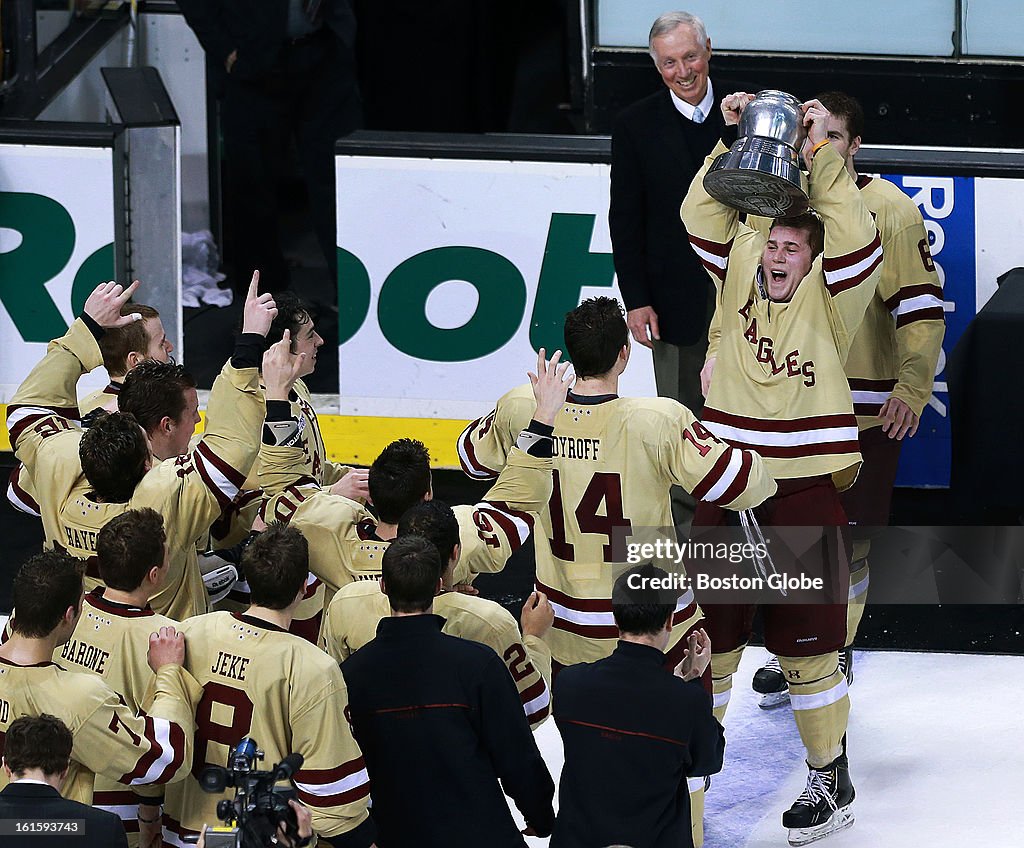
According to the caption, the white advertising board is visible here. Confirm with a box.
[336,156,657,421]
[0,144,116,399]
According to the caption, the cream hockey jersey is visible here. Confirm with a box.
[4,381,120,519]
[208,378,350,636]
[260,445,551,604]
[458,386,777,665]
[745,175,945,430]
[322,583,553,729]
[53,589,181,841]
[7,320,265,620]
[843,176,944,428]
[0,659,199,805]
[162,612,372,844]
[685,140,883,486]
[214,379,355,550]
[80,379,122,416]
[256,378,352,493]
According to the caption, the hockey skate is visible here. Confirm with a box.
[752,654,789,709]
[783,754,855,846]
[838,647,854,686]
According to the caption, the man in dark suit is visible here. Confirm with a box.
[177,0,363,299]
[552,564,722,848]
[609,11,723,525]
[0,715,128,848]
[341,535,556,847]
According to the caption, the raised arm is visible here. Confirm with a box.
[9,281,141,461]
[453,350,569,580]
[801,100,883,355]
[159,274,276,545]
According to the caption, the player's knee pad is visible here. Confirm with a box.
[777,652,841,691]
[851,537,871,564]
[710,645,744,719]
[778,652,849,766]
[846,560,870,645]
[848,560,870,603]
[711,645,744,680]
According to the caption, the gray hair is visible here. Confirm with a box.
[648,11,709,60]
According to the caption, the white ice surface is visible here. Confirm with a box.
[516,647,1024,847]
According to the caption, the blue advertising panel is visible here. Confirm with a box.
[882,175,976,488]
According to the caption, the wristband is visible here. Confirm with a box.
[80,312,105,342]
[810,138,830,157]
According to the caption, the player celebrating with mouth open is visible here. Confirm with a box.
[684,94,883,846]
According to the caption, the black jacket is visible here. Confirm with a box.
[175,0,357,80]
[341,615,555,847]
[0,783,128,848]
[552,640,725,848]
[609,87,726,346]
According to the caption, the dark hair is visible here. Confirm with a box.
[611,563,675,637]
[79,412,149,502]
[369,439,432,524]
[770,212,825,260]
[2,715,73,777]
[266,292,313,351]
[119,360,197,433]
[398,501,461,569]
[96,508,166,591]
[381,535,443,613]
[563,297,628,378]
[99,303,161,377]
[11,550,83,638]
[241,523,309,610]
[816,91,865,144]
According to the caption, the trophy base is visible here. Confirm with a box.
[703,137,809,217]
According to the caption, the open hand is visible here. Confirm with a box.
[674,627,711,681]
[529,348,574,425]
[801,99,832,167]
[83,280,142,328]
[330,468,370,501]
[148,626,185,672]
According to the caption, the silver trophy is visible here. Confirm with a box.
[703,90,809,217]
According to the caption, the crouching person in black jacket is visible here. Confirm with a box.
[341,535,556,846]
[553,563,724,848]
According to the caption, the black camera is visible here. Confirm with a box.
[193,738,307,848]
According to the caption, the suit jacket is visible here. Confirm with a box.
[176,0,357,80]
[341,615,555,847]
[609,87,726,347]
[551,641,725,848]
[0,783,128,848]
